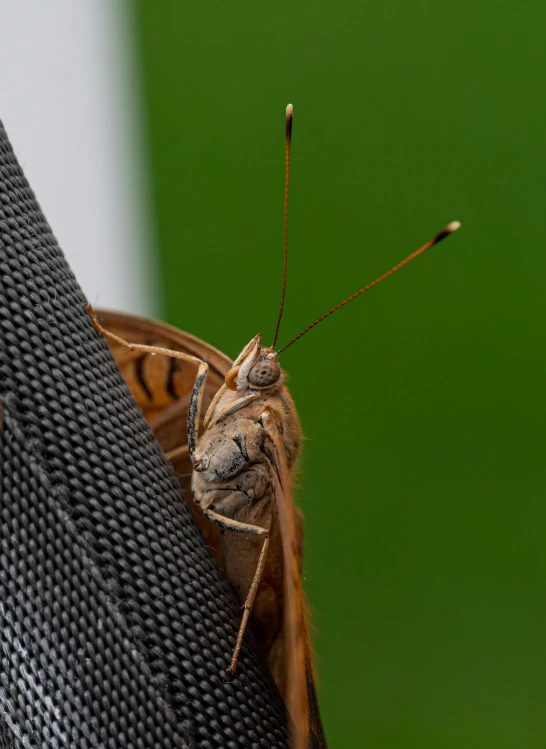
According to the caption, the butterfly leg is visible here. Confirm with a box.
[86,304,208,463]
[204,508,270,673]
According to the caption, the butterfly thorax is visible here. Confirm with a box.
[204,377,301,466]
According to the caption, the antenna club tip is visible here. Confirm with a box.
[447,220,461,233]
[286,103,293,117]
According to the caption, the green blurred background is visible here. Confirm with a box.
[133,2,546,746]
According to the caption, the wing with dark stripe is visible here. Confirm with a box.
[96,309,232,558]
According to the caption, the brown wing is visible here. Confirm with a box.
[96,310,231,420]
[96,309,232,558]
[263,413,328,749]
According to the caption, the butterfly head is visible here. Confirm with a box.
[224,334,282,392]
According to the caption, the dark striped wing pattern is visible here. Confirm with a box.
[96,309,232,559]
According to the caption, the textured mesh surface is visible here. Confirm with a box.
[0,120,289,748]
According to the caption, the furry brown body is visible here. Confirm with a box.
[193,353,302,694]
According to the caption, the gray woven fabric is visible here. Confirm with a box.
[0,119,289,748]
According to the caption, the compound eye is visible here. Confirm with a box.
[248,359,281,388]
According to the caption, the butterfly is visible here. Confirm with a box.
[88,104,460,748]
[89,305,327,748]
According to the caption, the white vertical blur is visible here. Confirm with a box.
[0,0,157,316]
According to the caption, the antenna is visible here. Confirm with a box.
[275,221,461,355]
[271,103,293,349]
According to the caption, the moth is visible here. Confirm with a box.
[87,104,460,749]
